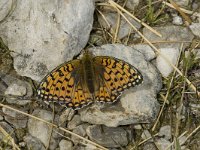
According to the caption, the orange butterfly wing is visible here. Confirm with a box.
[37,59,93,109]
[93,56,143,103]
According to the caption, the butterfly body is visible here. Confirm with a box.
[37,50,143,110]
[81,51,98,95]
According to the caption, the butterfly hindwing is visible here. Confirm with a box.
[93,56,143,103]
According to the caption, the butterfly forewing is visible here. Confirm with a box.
[37,59,93,109]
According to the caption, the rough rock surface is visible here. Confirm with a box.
[0,0,94,81]
[3,107,28,128]
[59,139,73,150]
[143,25,194,77]
[79,44,161,127]
[86,125,129,148]
[156,47,180,77]
[23,135,46,150]
[28,109,60,149]
[143,25,194,49]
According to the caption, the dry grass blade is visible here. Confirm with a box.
[108,1,200,97]
[152,43,184,131]
[108,0,162,37]
[169,0,192,25]
[0,126,20,150]
[113,12,121,43]
[162,1,195,15]
[0,103,108,150]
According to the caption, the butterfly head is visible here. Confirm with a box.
[82,49,94,60]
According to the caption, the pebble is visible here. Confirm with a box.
[86,125,129,148]
[59,139,73,150]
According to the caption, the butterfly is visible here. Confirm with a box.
[37,50,143,110]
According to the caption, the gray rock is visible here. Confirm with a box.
[73,144,97,150]
[1,74,33,105]
[0,122,16,145]
[59,109,74,126]
[141,130,152,141]
[67,115,82,130]
[179,135,187,145]
[132,44,156,61]
[23,135,46,150]
[158,125,171,140]
[28,109,60,149]
[133,124,142,130]
[173,0,189,7]
[98,12,141,39]
[155,138,171,150]
[190,103,200,117]
[0,0,94,81]
[59,139,73,150]
[156,47,180,77]
[86,125,129,148]
[5,83,27,96]
[80,44,161,127]
[143,25,194,49]
[143,142,157,150]
[190,22,200,38]
[172,14,183,25]
[125,0,140,11]
[71,123,90,144]
[3,107,28,128]
[0,0,13,21]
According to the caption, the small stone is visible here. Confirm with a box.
[190,22,200,38]
[125,0,140,11]
[59,109,71,126]
[141,130,152,140]
[156,47,180,77]
[28,109,59,149]
[143,142,157,150]
[190,103,200,117]
[5,83,26,96]
[3,107,28,128]
[71,123,90,144]
[67,115,82,130]
[59,139,73,150]
[18,142,26,148]
[155,138,171,150]
[68,109,75,121]
[86,125,129,148]
[24,135,45,150]
[2,76,33,106]
[158,125,171,140]
[172,14,183,25]
[133,124,142,130]
[173,0,189,7]
[132,44,156,61]
[179,136,187,145]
